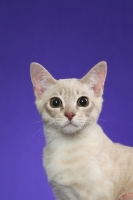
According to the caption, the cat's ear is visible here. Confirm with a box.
[30,62,56,99]
[81,61,107,96]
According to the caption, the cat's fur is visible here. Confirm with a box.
[30,62,133,200]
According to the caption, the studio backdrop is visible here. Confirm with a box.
[0,1,133,200]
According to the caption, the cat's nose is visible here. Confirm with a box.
[65,112,75,121]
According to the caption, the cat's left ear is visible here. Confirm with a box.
[81,61,107,96]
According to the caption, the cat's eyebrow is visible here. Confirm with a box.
[80,92,87,96]
[52,93,58,96]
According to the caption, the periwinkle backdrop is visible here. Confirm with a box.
[0,0,133,200]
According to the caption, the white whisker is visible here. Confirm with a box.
[28,120,43,127]
[98,118,106,122]
[30,127,44,140]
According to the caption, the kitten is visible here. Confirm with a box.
[30,62,133,200]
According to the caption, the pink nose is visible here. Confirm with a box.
[65,112,75,121]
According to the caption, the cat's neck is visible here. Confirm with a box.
[44,123,112,150]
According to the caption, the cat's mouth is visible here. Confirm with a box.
[61,121,81,134]
[63,121,78,128]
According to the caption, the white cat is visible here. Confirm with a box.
[30,62,133,200]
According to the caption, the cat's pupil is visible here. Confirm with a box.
[80,98,87,106]
[77,96,89,107]
[50,97,62,108]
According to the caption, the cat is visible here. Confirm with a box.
[30,61,133,200]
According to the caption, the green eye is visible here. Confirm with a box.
[77,96,89,107]
[50,97,62,108]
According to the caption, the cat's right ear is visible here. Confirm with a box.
[30,63,56,99]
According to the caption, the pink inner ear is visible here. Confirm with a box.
[93,71,106,96]
[31,76,44,99]
[30,62,57,99]
[30,64,45,98]
[88,62,107,96]
[80,62,107,95]
[119,194,133,200]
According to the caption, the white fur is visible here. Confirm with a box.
[30,62,133,200]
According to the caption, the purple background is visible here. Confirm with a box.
[0,1,133,200]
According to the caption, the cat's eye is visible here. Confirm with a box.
[77,96,89,107]
[50,97,62,108]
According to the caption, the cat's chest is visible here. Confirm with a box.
[43,144,115,200]
[43,144,92,182]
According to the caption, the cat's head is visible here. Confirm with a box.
[30,62,107,135]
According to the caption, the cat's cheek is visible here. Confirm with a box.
[41,111,53,124]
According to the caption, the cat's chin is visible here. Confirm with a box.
[61,124,81,135]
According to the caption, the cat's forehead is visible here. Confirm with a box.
[51,78,92,97]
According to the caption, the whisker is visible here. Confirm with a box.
[28,120,43,127]
[39,131,44,142]
[30,127,44,140]
[98,118,106,122]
